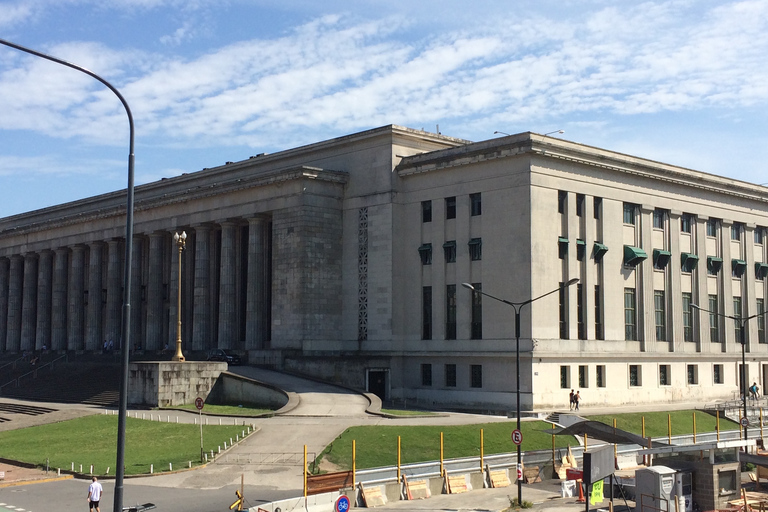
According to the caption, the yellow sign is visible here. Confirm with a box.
[590,480,604,506]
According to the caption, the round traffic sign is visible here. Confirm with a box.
[511,429,523,445]
[195,397,204,410]
[516,464,523,480]
[741,417,750,427]
[335,495,350,512]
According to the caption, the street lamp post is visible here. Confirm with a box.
[172,231,187,362]
[462,278,579,505]
[691,303,765,440]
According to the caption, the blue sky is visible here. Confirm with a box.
[1,0,768,217]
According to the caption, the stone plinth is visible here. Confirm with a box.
[128,361,228,407]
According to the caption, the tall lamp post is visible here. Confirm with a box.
[691,303,766,440]
[172,231,187,362]
[0,39,135,512]
[462,278,579,504]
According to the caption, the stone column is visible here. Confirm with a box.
[52,248,69,351]
[20,253,38,352]
[86,242,104,351]
[192,225,211,351]
[145,232,165,351]
[105,240,122,346]
[6,255,23,352]
[67,245,86,351]
[246,217,267,349]
[0,258,8,352]
[130,236,143,350]
[35,250,53,350]
[218,222,237,349]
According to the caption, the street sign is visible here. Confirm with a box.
[741,417,750,427]
[335,495,350,512]
[195,397,204,410]
[516,464,523,480]
[511,429,523,445]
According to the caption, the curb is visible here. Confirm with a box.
[0,474,74,487]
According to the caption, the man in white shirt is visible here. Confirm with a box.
[87,476,103,512]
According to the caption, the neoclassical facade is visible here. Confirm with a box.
[1,125,767,411]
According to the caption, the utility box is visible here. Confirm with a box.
[636,466,677,511]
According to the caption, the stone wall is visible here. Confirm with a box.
[128,361,228,407]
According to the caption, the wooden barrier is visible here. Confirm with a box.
[489,469,510,488]
[305,470,354,496]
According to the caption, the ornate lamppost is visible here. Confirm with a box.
[172,231,187,362]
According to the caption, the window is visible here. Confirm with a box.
[707,219,718,237]
[443,241,456,263]
[623,203,636,225]
[446,285,456,340]
[653,249,671,270]
[576,239,586,261]
[560,284,568,339]
[560,366,570,388]
[714,364,724,384]
[683,292,693,342]
[687,364,698,385]
[654,291,666,341]
[624,288,637,341]
[558,237,568,259]
[470,193,482,216]
[681,253,699,273]
[653,209,665,229]
[577,284,586,340]
[595,285,604,340]
[680,213,693,233]
[470,283,482,340]
[421,364,432,386]
[418,243,432,265]
[421,200,432,223]
[468,238,482,261]
[445,197,456,219]
[579,365,588,388]
[558,191,567,214]
[596,365,606,388]
[707,256,723,275]
[758,298,765,344]
[422,287,432,340]
[733,297,743,343]
[732,223,742,241]
[629,365,642,387]
[709,295,720,343]
[732,259,747,278]
[445,364,457,387]
[576,194,585,217]
[470,365,482,388]
[659,365,670,386]
[756,228,764,245]
[593,197,602,220]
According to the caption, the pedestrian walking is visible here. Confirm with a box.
[87,476,103,512]
[574,391,581,411]
[569,389,575,410]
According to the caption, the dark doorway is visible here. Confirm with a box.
[367,370,387,401]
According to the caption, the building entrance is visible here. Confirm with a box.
[367,369,388,401]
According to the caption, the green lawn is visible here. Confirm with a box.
[0,415,251,475]
[584,410,739,438]
[380,408,439,417]
[165,403,274,416]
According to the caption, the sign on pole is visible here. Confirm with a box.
[196,396,204,462]
[511,429,523,445]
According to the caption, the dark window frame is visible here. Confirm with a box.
[445,364,457,387]
[421,200,432,223]
[470,193,482,217]
[421,363,432,386]
[445,197,457,220]
[470,364,482,388]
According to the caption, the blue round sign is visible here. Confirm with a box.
[335,495,350,512]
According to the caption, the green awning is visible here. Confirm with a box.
[624,245,648,267]
[707,256,723,274]
[732,259,747,276]
[681,252,699,271]
[558,237,569,244]
[418,243,432,252]
[653,249,671,269]
[442,241,456,249]
[593,242,608,261]
[576,239,586,246]
[756,262,768,279]
[468,238,482,246]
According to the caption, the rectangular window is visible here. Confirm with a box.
[714,364,724,384]
[629,365,642,387]
[445,197,456,219]
[558,191,567,214]
[576,239,586,261]
[470,193,482,216]
[659,365,670,386]
[732,223,742,240]
[681,213,693,233]
[446,285,457,340]
[470,283,482,340]
[418,243,432,265]
[624,288,637,341]
[593,197,602,220]
[560,284,568,339]
[596,365,606,388]
[683,292,693,342]
[443,241,456,263]
[468,238,482,261]
[577,284,586,340]
[687,364,698,385]
[623,203,636,225]
[733,297,742,342]
[758,298,765,344]
[756,228,764,245]
[422,287,432,340]
[709,294,720,343]
[653,209,665,229]
[595,285,603,340]
[445,364,457,387]
[560,366,569,388]
[576,194,585,217]
[421,200,432,223]
[470,365,482,388]
[654,290,666,341]
[707,219,718,237]
[578,365,588,388]
[421,364,432,386]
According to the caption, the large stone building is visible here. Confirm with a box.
[1,125,767,411]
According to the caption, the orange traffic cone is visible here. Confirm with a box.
[576,480,586,503]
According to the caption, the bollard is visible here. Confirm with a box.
[168,415,170,422]
[71,462,74,471]
[80,464,83,473]
[106,467,110,475]
[236,435,239,442]
[224,442,228,449]
[205,453,208,462]
[218,446,221,453]
[211,450,214,459]
[194,417,197,425]
[58,468,61,476]
[242,430,245,438]
[219,418,222,426]
[151,464,153,474]
[188,461,191,468]
[230,437,233,445]
[169,463,172,471]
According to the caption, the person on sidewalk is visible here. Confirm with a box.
[87,476,103,512]
[569,389,575,410]
[574,391,581,411]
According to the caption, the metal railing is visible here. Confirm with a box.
[0,353,68,395]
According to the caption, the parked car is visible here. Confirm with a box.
[206,349,241,365]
